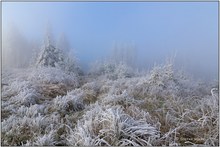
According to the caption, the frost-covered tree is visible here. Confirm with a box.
[64,51,83,76]
[36,26,65,69]
[36,26,82,76]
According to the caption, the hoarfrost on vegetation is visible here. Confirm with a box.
[53,89,85,113]
[2,24,218,146]
[67,104,159,146]
[28,67,79,87]
[90,61,134,80]
[1,59,218,146]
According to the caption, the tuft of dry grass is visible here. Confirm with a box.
[67,104,159,146]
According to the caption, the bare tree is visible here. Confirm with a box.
[57,32,71,54]
[57,32,82,75]
[2,24,31,68]
[111,42,137,68]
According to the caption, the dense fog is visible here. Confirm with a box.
[2,2,219,146]
[2,2,218,81]
[2,24,218,81]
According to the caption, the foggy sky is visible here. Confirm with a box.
[2,2,218,80]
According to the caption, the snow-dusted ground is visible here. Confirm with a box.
[1,63,219,146]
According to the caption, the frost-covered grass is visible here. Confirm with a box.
[1,63,219,146]
[67,104,159,146]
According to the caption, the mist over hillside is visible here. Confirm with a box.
[2,24,218,81]
[2,2,218,146]
[1,26,219,146]
[3,2,218,81]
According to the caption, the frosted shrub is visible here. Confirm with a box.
[53,89,84,113]
[10,87,41,106]
[112,62,134,79]
[90,61,134,80]
[146,62,180,97]
[2,80,41,110]
[130,62,196,99]
[28,67,79,87]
